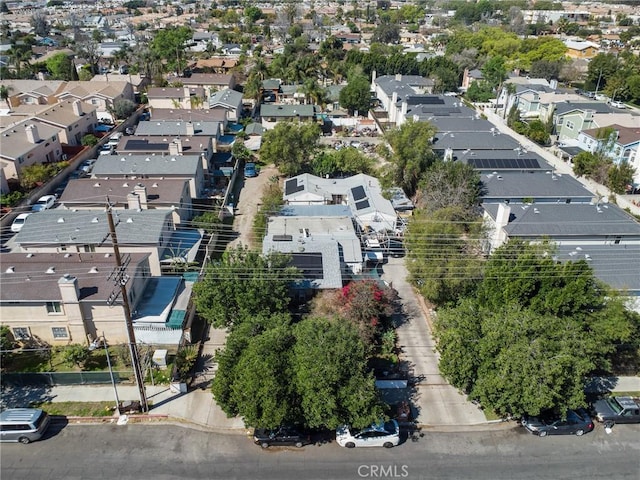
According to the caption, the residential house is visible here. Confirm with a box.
[553,102,616,141]
[243,122,264,151]
[0,120,63,181]
[32,100,98,146]
[208,88,243,122]
[58,178,193,225]
[98,41,125,58]
[283,173,397,233]
[13,209,200,277]
[0,252,156,345]
[177,73,236,98]
[261,79,282,102]
[190,31,221,52]
[461,68,483,91]
[90,153,205,198]
[564,39,599,59]
[112,136,213,176]
[577,124,640,185]
[263,210,363,278]
[148,108,228,125]
[453,148,553,172]
[56,80,135,123]
[260,104,317,130]
[193,57,238,74]
[483,202,640,306]
[0,79,66,108]
[480,171,594,205]
[146,86,207,110]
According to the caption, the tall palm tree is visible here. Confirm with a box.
[0,84,13,109]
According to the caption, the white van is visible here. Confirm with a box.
[0,408,51,444]
[107,132,123,147]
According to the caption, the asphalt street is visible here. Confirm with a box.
[1,424,639,480]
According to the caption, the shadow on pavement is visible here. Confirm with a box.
[0,384,55,410]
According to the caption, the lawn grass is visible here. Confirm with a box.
[482,409,504,421]
[30,401,116,417]
[608,391,640,397]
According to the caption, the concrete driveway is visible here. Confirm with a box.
[381,257,489,426]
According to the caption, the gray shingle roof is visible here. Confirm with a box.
[480,171,593,201]
[485,203,640,237]
[134,121,222,137]
[260,104,316,117]
[91,154,202,177]
[15,209,173,246]
[59,178,189,205]
[0,252,150,302]
[432,131,520,151]
[554,101,614,116]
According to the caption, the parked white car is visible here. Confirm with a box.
[336,420,400,448]
[31,195,56,212]
[10,213,31,232]
[610,100,627,109]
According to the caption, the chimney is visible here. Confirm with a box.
[496,203,511,229]
[186,121,195,136]
[371,69,377,88]
[390,91,398,123]
[183,86,190,105]
[25,124,40,144]
[401,100,408,118]
[395,73,402,82]
[72,100,84,116]
[58,274,79,303]
[169,139,183,155]
[134,183,148,207]
[127,192,142,210]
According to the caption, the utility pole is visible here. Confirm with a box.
[105,198,148,412]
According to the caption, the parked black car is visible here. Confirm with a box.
[521,409,594,437]
[253,426,311,448]
[592,396,640,424]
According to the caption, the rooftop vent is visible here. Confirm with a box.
[5,266,15,273]
[57,217,65,223]
[46,266,56,274]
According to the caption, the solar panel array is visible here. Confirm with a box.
[285,178,304,196]
[351,185,366,201]
[291,253,324,279]
[468,157,541,170]
[355,199,370,210]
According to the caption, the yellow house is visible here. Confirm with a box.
[564,40,599,59]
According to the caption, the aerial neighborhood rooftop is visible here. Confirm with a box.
[1,0,640,460]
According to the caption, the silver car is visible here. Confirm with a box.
[0,408,51,444]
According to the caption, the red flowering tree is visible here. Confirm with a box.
[311,280,397,344]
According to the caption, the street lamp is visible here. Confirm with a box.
[89,332,120,415]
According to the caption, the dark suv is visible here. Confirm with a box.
[253,426,311,449]
[521,409,594,437]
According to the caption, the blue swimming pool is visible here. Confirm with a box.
[218,135,236,145]
[226,123,244,134]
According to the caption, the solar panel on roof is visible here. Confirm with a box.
[291,253,324,279]
[355,199,370,210]
[351,185,366,201]
[285,178,304,196]
[468,157,541,170]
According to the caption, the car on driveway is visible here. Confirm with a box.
[253,426,310,449]
[10,213,31,232]
[31,195,56,212]
[336,420,400,448]
[244,162,257,178]
[521,409,594,437]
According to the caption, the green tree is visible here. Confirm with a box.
[211,313,292,420]
[338,75,371,115]
[435,241,636,416]
[607,162,635,194]
[259,121,321,176]
[193,246,299,329]
[61,344,90,369]
[293,317,383,429]
[0,84,12,109]
[371,23,400,44]
[112,99,137,119]
[406,206,484,306]
[230,326,297,428]
[191,210,220,234]
[45,52,75,80]
[253,179,284,244]
[481,55,507,90]
[382,119,437,196]
[81,134,99,147]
